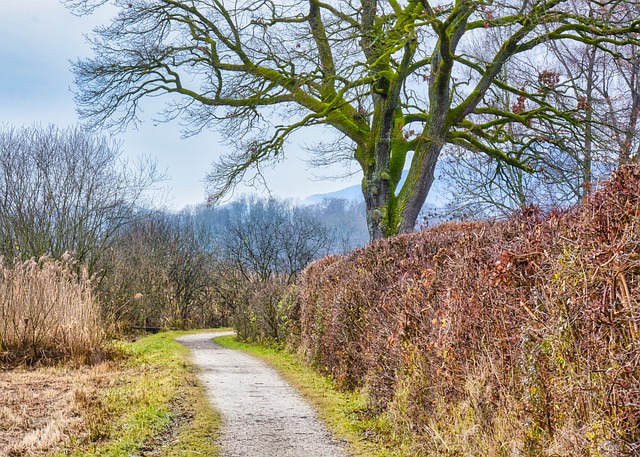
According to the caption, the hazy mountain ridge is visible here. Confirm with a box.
[303,171,448,223]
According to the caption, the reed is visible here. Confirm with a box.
[0,254,103,365]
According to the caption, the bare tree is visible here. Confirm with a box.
[65,0,640,239]
[438,1,640,218]
[0,124,161,269]
[205,196,332,341]
[214,196,332,282]
[437,146,612,219]
[167,212,217,325]
[98,211,224,329]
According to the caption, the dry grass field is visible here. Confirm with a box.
[0,363,118,456]
[0,332,221,457]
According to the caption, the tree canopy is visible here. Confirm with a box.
[66,0,640,239]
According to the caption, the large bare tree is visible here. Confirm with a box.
[65,0,640,239]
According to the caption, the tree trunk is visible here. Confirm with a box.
[581,46,596,201]
[362,139,394,240]
[362,138,444,240]
[398,142,442,234]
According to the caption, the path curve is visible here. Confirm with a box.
[177,331,350,457]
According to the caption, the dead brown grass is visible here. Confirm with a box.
[0,362,118,457]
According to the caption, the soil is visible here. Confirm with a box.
[177,331,351,457]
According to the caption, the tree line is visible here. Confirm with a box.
[0,124,368,338]
[0,121,633,338]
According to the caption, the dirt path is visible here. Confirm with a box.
[177,331,350,457]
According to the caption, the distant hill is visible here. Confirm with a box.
[303,184,364,205]
[304,171,448,210]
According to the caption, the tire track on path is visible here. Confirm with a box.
[177,331,350,457]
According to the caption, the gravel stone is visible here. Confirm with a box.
[178,331,350,457]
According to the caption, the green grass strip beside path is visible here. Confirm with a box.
[59,330,223,457]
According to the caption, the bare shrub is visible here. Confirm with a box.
[292,164,640,454]
[0,255,103,365]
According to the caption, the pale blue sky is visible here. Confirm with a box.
[0,1,361,210]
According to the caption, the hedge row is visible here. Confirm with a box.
[291,164,640,455]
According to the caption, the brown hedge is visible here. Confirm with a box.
[291,164,640,454]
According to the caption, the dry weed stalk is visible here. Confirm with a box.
[0,254,103,365]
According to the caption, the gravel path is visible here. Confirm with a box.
[177,331,350,457]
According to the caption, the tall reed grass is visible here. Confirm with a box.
[0,255,103,365]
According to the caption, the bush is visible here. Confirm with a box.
[0,255,103,365]
[97,212,227,331]
[292,164,640,455]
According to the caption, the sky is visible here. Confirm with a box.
[0,1,362,210]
